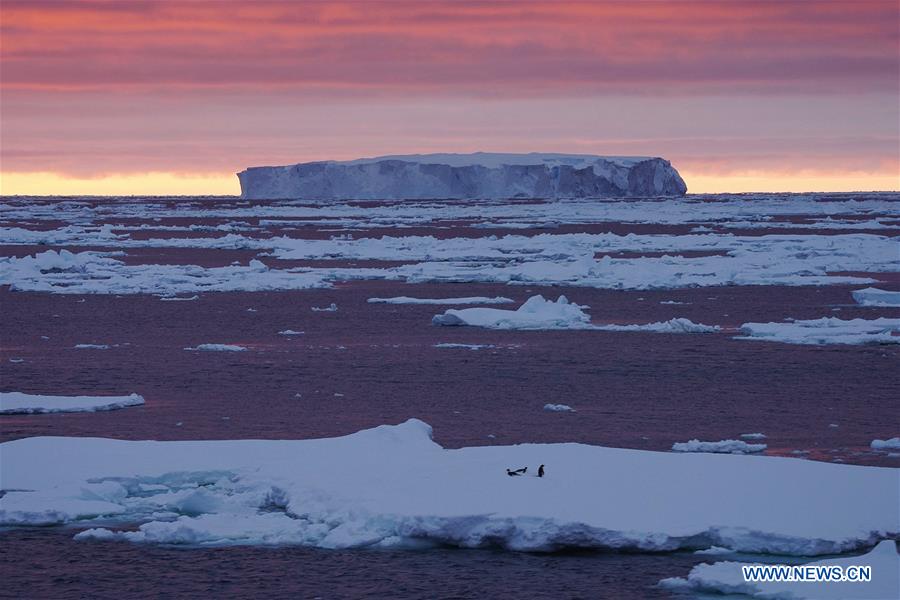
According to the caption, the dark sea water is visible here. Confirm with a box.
[1,195,898,599]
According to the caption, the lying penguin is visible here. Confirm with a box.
[506,467,528,476]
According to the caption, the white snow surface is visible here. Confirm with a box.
[1,420,896,554]
[851,287,900,307]
[672,439,768,454]
[0,392,144,415]
[368,296,514,305]
[737,318,900,345]
[871,438,900,451]
[660,539,899,599]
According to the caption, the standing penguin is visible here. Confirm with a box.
[538,464,545,478]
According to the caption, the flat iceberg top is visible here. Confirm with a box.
[1,419,896,554]
[338,152,654,169]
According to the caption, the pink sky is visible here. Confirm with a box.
[1,0,898,194]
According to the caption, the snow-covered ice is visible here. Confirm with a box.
[740,433,767,440]
[851,287,900,307]
[184,344,247,352]
[432,295,592,330]
[1,420,895,554]
[277,330,304,336]
[737,318,900,345]
[2,228,896,294]
[672,439,767,454]
[432,295,719,333]
[312,303,338,312]
[368,296,514,305]
[543,404,576,412]
[433,343,495,350]
[870,438,900,451]
[660,539,899,599]
[0,392,144,415]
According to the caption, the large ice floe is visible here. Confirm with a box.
[672,439,767,455]
[0,392,144,415]
[237,152,688,200]
[660,540,899,599]
[0,420,896,554]
[852,287,900,307]
[737,318,900,345]
[432,294,719,333]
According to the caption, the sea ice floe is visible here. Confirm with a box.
[660,539,899,600]
[870,438,900,451]
[73,344,111,350]
[184,344,247,352]
[433,343,495,350]
[671,439,767,454]
[737,318,900,345]
[543,403,575,412]
[740,433,767,440]
[312,303,338,312]
[432,294,719,333]
[432,295,591,329]
[851,287,900,307]
[0,392,144,415]
[1,227,897,294]
[0,420,895,555]
[0,250,330,295]
[368,296,514,305]
[277,330,304,336]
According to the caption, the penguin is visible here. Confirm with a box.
[506,468,521,476]
[538,464,545,478]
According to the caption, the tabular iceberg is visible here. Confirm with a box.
[237,152,688,200]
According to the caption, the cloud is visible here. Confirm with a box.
[2,1,897,94]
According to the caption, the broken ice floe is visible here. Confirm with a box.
[368,296,514,305]
[660,540,899,600]
[671,439,767,454]
[184,344,247,352]
[851,287,900,307]
[0,392,144,415]
[737,318,900,345]
[432,294,719,333]
[870,438,900,451]
[543,404,576,412]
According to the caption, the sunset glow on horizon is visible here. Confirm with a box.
[1,0,898,196]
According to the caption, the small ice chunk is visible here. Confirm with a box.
[312,303,338,312]
[278,330,304,336]
[543,403,575,412]
[851,287,900,307]
[184,344,247,352]
[740,433,767,440]
[870,437,900,451]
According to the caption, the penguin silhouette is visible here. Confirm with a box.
[538,464,545,478]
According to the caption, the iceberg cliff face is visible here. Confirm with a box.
[237,152,687,200]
